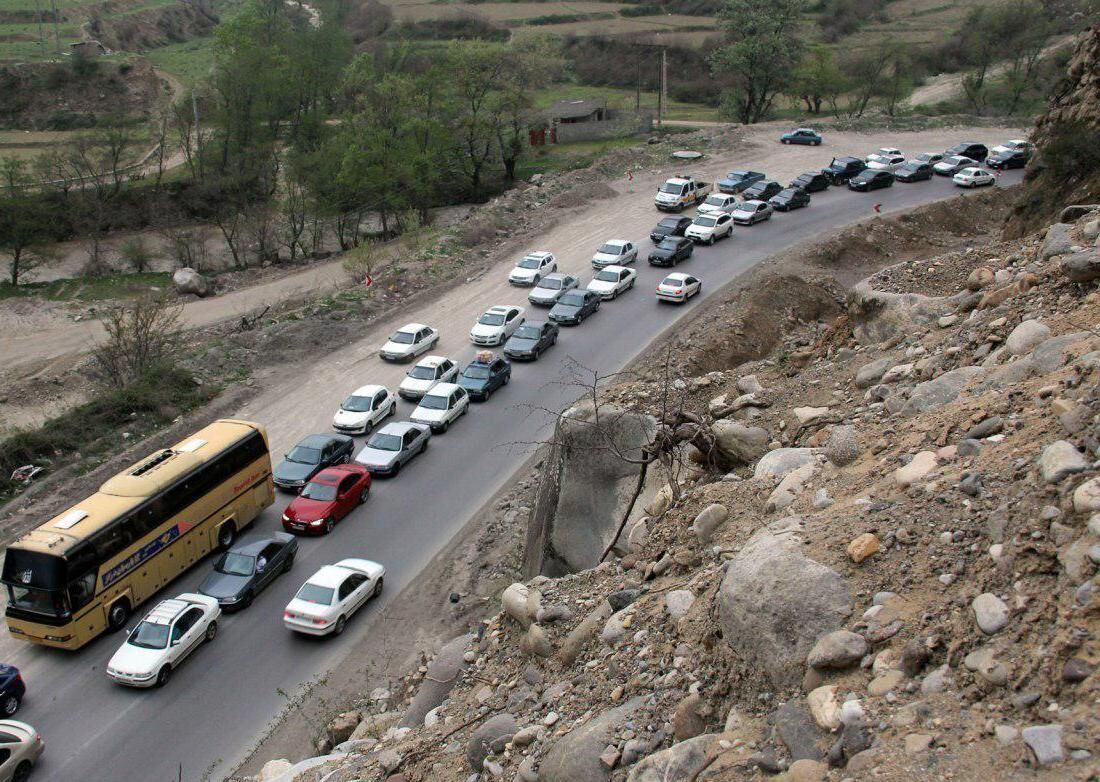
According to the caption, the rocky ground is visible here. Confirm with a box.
[237,196,1100,782]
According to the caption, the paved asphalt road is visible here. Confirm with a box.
[0,171,1021,782]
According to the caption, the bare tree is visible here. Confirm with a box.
[92,296,183,387]
[280,179,309,262]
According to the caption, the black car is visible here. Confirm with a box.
[848,169,894,192]
[549,289,601,325]
[717,170,766,194]
[648,236,694,267]
[895,162,934,182]
[197,533,298,611]
[274,433,354,492]
[789,171,830,192]
[459,356,511,401]
[0,665,25,716]
[769,187,810,211]
[742,180,783,201]
[946,141,988,162]
[504,321,558,360]
[649,216,693,243]
[986,150,1028,170]
[823,156,866,185]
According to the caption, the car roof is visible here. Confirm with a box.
[597,265,627,273]
[542,272,568,281]
[351,384,386,397]
[377,421,425,436]
[485,305,514,314]
[306,564,360,589]
[601,238,630,245]
[299,433,340,448]
[663,272,691,282]
[739,199,766,206]
[396,323,429,334]
[143,597,198,626]
[524,251,552,259]
[424,382,460,397]
[415,355,449,367]
[310,465,362,486]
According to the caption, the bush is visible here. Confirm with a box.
[527,12,616,25]
[395,12,508,41]
[118,236,156,272]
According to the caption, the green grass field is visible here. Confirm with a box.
[0,271,174,301]
[144,37,214,85]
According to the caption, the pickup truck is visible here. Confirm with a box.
[654,176,712,212]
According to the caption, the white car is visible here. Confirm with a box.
[106,594,220,688]
[528,273,578,306]
[953,167,995,188]
[591,240,637,269]
[656,272,701,304]
[410,382,470,433]
[470,305,525,346]
[397,355,458,401]
[990,139,1031,156]
[332,384,396,435]
[873,146,902,158]
[731,200,772,225]
[380,323,439,362]
[933,155,976,176]
[283,559,385,636]
[509,251,556,286]
[0,720,43,781]
[866,154,906,172]
[915,152,944,165]
[696,193,739,216]
[685,212,734,245]
[587,265,637,300]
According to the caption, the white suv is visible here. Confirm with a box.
[332,385,396,435]
[509,251,556,286]
[106,594,221,688]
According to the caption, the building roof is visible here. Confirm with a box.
[549,99,605,120]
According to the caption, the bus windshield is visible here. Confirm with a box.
[128,621,170,649]
[6,585,66,618]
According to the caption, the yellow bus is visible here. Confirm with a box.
[2,419,274,650]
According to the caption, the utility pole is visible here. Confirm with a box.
[32,0,44,50]
[658,47,667,127]
[48,0,61,55]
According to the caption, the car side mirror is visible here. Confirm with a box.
[171,638,181,646]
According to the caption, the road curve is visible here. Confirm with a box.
[0,165,1022,782]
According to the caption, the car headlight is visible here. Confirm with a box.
[282,514,290,522]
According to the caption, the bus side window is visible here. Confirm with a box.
[67,571,96,611]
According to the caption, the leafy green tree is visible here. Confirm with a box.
[790,45,846,115]
[710,0,806,124]
[0,197,60,286]
[447,41,508,197]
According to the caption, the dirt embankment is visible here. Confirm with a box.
[80,0,219,52]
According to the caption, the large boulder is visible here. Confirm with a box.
[399,634,474,728]
[172,267,212,297]
[846,283,953,345]
[711,421,770,466]
[902,366,983,415]
[1041,222,1076,259]
[525,401,657,576]
[467,713,518,771]
[1030,332,1093,373]
[754,448,815,479]
[627,734,718,781]
[718,530,852,688]
[540,698,645,782]
[1062,251,1100,282]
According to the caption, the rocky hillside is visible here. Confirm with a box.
[239,199,1100,780]
[1007,24,1100,237]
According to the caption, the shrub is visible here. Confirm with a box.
[118,236,156,272]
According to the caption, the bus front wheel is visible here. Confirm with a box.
[107,599,131,633]
[217,523,236,550]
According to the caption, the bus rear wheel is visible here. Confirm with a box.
[107,600,131,633]
[217,523,236,550]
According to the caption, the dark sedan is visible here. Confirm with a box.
[781,128,822,145]
[649,215,693,243]
[848,169,894,192]
[504,321,558,360]
[789,171,830,192]
[769,187,810,211]
[648,236,694,267]
[895,162,934,182]
[198,532,298,611]
[986,150,1028,170]
[946,141,988,162]
[742,180,783,201]
[0,665,25,716]
[549,289,601,325]
[458,356,511,400]
[273,433,354,492]
[717,170,766,194]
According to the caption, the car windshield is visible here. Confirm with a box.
[341,395,372,413]
[694,216,717,227]
[295,583,334,605]
[595,270,620,283]
[703,196,724,206]
[726,171,747,180]
[517,257,542,269]
[366,433,402,451]
[464,365,491,379]
[559,292,585,306]
[420,394,449,410]
[947,156,967,165]
[389,331,415,344]
[733,204,752,212]
[917,154,935,162]
[479,312,505,326]
[657,218,680,228]
[408,365,436,380]
[128,621,170,650]
[286,445,321,464]
[301,482,338,501]
[215,552,256,576]
[657,238,679,249]
[598,243,622,254]
[777,189,795,198]
[659,183,684,194]
[514,324,542,339]
[538,278,563,290]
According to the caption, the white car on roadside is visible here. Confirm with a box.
[379,323,439,362]
[106,594,220,688]
[0,720,43,781]
[410,382,470,433]
[509,251,556,286]
[283,559,385,637]
[953,167,995,188]
[591,240,637,269]
[470,305,525,346]
[656,272,701,304]
[397,356,458,401]
[586,265,637,300]
[866,154,906,172]
[696,193,739,216]
[990,139,1031,157]
[685,212,734,244]
[332,384,397,435]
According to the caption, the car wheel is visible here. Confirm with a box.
[107,599,131,633]
[12,761,32,782]
[391,461,401,476]
[373,577,384,598]
[362,419,373,436]
[240,591,254,610]
[440,420,450,434]
[1,695,20,717]
[333,615,347,636]
[358,486,369,504]
[205,621,218,642]
[389,403,396,418]
[217,523,236,551]
[707,235,715,245]
[324,519,334,534]
[156,666,172,688]
[283,553,295,573]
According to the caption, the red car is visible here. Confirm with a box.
[282,465,371,535]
